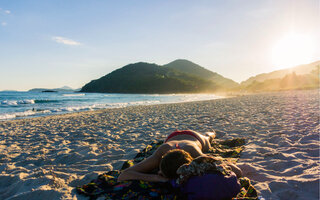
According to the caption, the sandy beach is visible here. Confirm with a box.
[0,89,319,200]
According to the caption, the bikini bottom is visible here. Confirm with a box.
[164,130,202,146]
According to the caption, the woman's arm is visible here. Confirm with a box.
[117,144,170,182]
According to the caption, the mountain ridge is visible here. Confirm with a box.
[80,59,319,94]
[164,59,238,89]
[80,60,235,93]
[241,60,320,86]
[240,61,319,92]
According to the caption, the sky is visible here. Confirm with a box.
[0,0,319,91]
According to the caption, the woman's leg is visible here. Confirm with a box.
[205,131,216,143]
[190,130,216,152]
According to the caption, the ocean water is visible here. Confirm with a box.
[0,91,222,120]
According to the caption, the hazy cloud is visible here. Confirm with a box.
[1,22,7,26]
[0,8,11,15]
[52,36,82,46]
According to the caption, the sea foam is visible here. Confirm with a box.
[0,110,37,120]
[0,100,35,106]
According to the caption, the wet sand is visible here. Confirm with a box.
[0,89,319,200]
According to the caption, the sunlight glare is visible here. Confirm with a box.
[271,33,315,70]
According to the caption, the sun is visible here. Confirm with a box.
[271,33,315,70]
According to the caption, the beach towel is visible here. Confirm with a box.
[76,138,258,200]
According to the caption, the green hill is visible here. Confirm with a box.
[80,59,319,94]
[164,59,238,89]
[241,61,319,92]
[241,61,320,86]
[80,60,238,93]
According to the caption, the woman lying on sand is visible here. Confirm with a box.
[118,130,242,182]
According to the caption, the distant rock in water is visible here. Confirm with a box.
[29,86,76,92]
[42,90,57,93]
[80,60,239,93]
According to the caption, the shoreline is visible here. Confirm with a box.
[0,95,231,122]
[0,92,227,121]
[0,90,319,200]
[4,89,317,122]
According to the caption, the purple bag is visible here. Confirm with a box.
[178,172,241,200]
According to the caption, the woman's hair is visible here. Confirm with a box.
[160,149,193,179]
